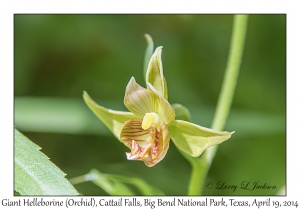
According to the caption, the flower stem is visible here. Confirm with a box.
[211,14,249,132]
[182,151,208,195]
[187,14,249,195]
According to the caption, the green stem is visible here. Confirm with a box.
[189,162,204,194]
[211,14,249,131]
[187,14,249,195]
[186,154,207,195]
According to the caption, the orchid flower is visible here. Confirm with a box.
[83,46,234,167]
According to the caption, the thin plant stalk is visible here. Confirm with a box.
[187,14,249,195]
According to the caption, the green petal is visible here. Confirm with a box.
[124,77,175,124]
[83,91,136,141]
[146,46,168,99]
[168,120,234,157]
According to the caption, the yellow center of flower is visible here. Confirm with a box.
[142,112,162,130]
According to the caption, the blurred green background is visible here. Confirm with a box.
[14,14,286,195]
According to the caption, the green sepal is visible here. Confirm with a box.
[146,47,168,99]
[83,91,136,141]
[168,120,234,157]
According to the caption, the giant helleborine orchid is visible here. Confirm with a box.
[83,46,234,167]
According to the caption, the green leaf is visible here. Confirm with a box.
[89,169,164,195]
[83,91,136,141]
[14,129,79,195]
[88,169,135,195]
[168,120,234,157]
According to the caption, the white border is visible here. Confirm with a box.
[1,0,299,209]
